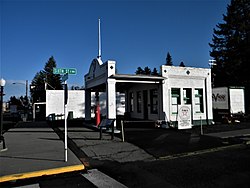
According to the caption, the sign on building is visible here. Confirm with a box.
[178,105,192,129]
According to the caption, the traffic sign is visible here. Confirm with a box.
[53,68,77,75]
[62,73,68,82]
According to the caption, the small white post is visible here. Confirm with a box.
[121,120,125,142]
[200,116,203,135]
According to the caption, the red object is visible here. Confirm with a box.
[95,104,101,127]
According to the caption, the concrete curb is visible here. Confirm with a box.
[0,164,85,183]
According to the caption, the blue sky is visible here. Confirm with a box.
[1,0,230,101]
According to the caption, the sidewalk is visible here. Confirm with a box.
[57,125,154,163]
[201,128,250,144]
[0,122,84,183]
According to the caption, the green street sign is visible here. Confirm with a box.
[53,68,77,75]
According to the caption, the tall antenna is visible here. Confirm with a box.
[98,18,101,60]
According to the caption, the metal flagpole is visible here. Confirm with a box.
[98,18,101,60]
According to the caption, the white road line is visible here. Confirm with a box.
[16,184,40,188]
[82,169,128,188]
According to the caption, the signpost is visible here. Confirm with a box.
[53,68,77,162]
[62,73,69,82]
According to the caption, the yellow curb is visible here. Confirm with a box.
[0,164,85,183]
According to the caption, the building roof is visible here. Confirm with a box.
[110,74,164,83]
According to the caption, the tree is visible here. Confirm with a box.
[151,68,159,76]
[44,56,62,90]
[144,66,151,75]
[31,56,63,102]
[209,0,250,112]
[179,62,185,67]
[9,96,20,106]
[166,52,173,66]
[135,67,144,75]
[9,96,28,111]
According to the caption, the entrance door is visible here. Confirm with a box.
[143,90,148,120]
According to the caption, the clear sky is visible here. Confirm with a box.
[1,0,230,101]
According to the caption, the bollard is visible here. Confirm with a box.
[200,116,203,135]
[111,121,114,140]
[121,120,125,142]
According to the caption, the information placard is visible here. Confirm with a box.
[178,105,192,129]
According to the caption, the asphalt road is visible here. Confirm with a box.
[97,143,250,188]
[4,144,249,188]
[2,121,250,187]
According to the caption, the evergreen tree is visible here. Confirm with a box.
[43,56,62,90]
[31,56,62,102]
[179,62,185,67]
[151,68,159,76]
[9,96,28,111]
[166,52,173,66]
[135,67,144,75]
[144,66,151,75]
[209,0,250,112]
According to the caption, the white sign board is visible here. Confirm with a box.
[229,88,245,114]
[178,105,192,129]
[212,87,229,110]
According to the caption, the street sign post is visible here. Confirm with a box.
[53,68,76,162]
[64,81,68,162]
[62,73,68,82]
[53,68,77,75]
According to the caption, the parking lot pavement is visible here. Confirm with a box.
[119,122,250,158]
[55,126,154,163]
[53,120,250,163]
[0,122,84,183]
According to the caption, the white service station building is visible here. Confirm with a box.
[84,57,213,129]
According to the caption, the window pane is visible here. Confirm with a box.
[129,92,134,112]
[183,88,192,104]
[150,89,158,114]
[137,91,142,113]
[171,88,180,104]
[194,89,204,113]
[171,88,180,114]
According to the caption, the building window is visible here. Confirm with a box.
[171,88,180,114]
[129,92,134,112]
[183,88,192,104]
[194,89,204,113]
[137,91,142,113]
[150,89,158,114]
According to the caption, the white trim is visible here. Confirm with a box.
[116,80,161,84]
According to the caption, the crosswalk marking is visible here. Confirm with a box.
[82,169,128,188]
[16,184,40,188]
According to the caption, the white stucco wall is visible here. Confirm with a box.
[46,90,125,119]
[46,90,85,119]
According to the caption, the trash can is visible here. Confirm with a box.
[47,113,55,121]
[68,111,73,120]
[51,113,55,121]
